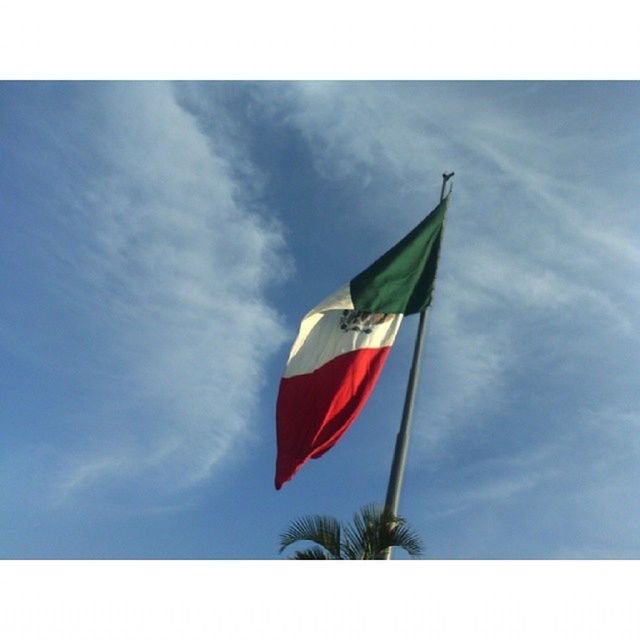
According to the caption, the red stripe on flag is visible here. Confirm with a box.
[275,346,391,489]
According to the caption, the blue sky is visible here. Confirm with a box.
[2,81,640,559]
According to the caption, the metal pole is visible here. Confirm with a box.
[378,172,453,559]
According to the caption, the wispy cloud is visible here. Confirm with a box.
[3,82,639,557]
[4,83,291,508]
[261,81,640,452]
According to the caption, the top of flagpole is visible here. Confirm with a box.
[440,172,455,202]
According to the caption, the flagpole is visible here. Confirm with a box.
[379,171,453,560]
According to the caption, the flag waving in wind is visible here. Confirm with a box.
[275,197,448,489]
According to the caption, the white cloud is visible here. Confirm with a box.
[19,84,291,507]
[262,81,640,454]
[419,444,562,520]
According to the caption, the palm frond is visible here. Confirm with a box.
[279,504,424,560]
[343,503,385,559]
[343,504,424,559]
[388,520,424,557]
[279,514,342,559]
[289,546,334,560]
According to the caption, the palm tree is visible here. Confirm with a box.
[279,503,423,559]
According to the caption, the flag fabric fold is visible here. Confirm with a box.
[275,198,448,489]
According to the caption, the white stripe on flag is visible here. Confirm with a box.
[284,284,402,378]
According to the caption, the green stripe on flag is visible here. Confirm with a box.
[350,198,447,315]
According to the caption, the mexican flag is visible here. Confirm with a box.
[275,198,448,490]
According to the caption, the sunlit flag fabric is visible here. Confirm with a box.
[275,198,448,489]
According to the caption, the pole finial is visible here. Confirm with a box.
[440,171,455,202]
